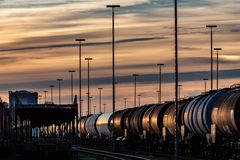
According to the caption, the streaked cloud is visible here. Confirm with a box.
[0,0,239,111]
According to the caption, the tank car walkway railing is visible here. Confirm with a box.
[70,145,151,160]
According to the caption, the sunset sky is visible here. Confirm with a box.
[0,0,239,115]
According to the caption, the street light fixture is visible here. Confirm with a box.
[157,64,164,104]
[132,74,139,107]
[69,70,76,103]
[56,79,63,104]
[106,4,120,151]
[49,85,55,103]
[85,58,93,116]
[214,48,222,90]
[206,25,218,91]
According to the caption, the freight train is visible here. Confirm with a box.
[78,84,240,159]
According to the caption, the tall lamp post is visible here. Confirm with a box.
[49,85,55,103]
[56,79,63,104]
[85,58,93,116]
[206,25,217,91]
[157,64,164,104]
[203,78,208,92]
[75,38,85,141]
[106,4,120,151]
[132,74,139,107]
[123,98,127,109]
[69,70,75,103]
[214,48,222,90]
[174,0,179,159]
[98,88,103,113]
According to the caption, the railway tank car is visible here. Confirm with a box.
[212,87,240,138]
[96,113,112,138]
[163,99,191,138]
[85,114,101,137]
[183,89,229,137]
[78,85,240,159]
[142,102,173,137]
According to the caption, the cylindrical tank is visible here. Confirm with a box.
[149,102,173,136]
[212,89,240,138]
[78,116,88,136]
[183,89,228,136]
[163,100,190,136]
[85,114,100,136]
[142,104,157,133]
[129,105,152,135]
[114,109,131,136]
[124,108,138,131]
[96,113,112,137]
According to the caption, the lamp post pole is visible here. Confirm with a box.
[75,38,85,142]
[56,79,63,104]
[132,74,139,107]
[203,78,208,92]
[157,64,164,104]
[106,4,120,152]
[206,25,217,91]
[214,48,222,90]
[85,58,93,116]
[98,88,103,113]
[174,0,179,159]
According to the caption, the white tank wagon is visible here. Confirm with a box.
[96,112,113,137]
[85,114,101,137]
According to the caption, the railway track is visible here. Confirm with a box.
[70,145,203,160]
[71,145,152,160]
